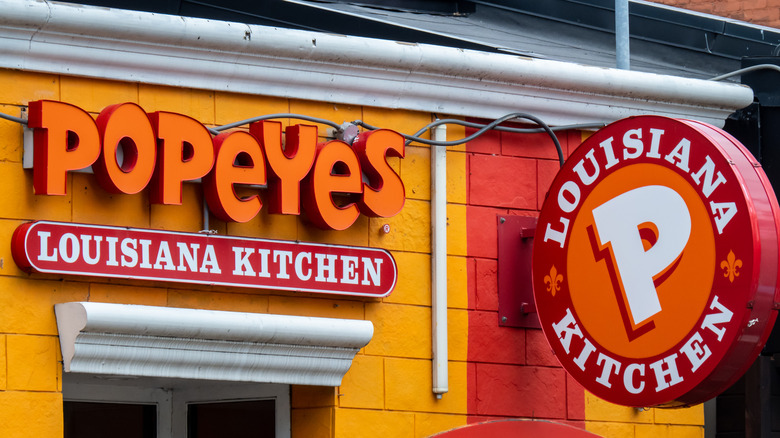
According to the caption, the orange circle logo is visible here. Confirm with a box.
[533,116,780,407]
[568,163,715,359]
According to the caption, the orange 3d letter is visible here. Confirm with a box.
[303,140,363,230]
[251,121,317,215]
[204,130,267,223]
[28,100,101,195]
[352,129,405,217]
[93,103,157,194]
[148,111,215,204]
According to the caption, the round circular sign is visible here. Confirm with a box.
[533,116,780,407]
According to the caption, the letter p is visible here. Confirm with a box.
[592,185,691,325]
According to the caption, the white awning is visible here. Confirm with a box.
[54,302,373,386]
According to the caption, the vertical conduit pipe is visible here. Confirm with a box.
[616,0,630,70]
[432,124,448,398]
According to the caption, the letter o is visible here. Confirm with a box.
[59,233,80,264]
[94,103,157,194]
[558,181,581,213]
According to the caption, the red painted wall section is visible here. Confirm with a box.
[465,121,586,428]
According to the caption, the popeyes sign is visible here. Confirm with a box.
[12,221,396,297]
[26,100,405,230]
[533,116,780,407]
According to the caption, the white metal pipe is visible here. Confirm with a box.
[0,0,752,127]
[432,124,448,397]
[616,0,631,70]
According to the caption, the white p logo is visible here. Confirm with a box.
[591,185,692,325]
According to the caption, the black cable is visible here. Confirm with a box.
[357,113,579,167]
[208,113,343,135]
[2,105,578,167]
[0,111,27,125]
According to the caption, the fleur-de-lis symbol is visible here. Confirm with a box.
[720,250,742,283]
[544,265,563,296]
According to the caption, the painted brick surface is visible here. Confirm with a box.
[467,310,525,364]
[387,251,432,306]
[288,99,362,136]
[468,154,537,209]
[139,85,216,125]
[0,391,63,438]
[167,289,270,312]
[6,335,59,391]
[299,214,370,247]
[586,421,637,438]
[364,302,433,359]
[447,203,468,256]
[653,404,704,425]
[448,309,469,361]
[502,128,566,161]
[0,276,88,336]
[0,105,24,163]
[403,146,432,200]
[267,295,364,319]
[414,413,468,438]
[465,123,501,155]
[0,66,712,438]
[147,183,204,231]
[384,358,468,414]
[334,409,416,437]
[291,407,334,438]
[0,162,74,222]
[87,283,168,306]
[214,92,290,126]
[567,374,587,421]
[60,76,138,113]
[474,363,567,418]
[465,205,502,259]
[447,255,469,309]
[0,70,59,105]
[338,354,384,409]
[368,199,430,252]
[361,108,433,142]
[525,328,559,367]
[537,158,562,210]
[447,151,468,204]
[635,423,705,438]
[0,336,6,391]
[473,258,498,311]
[226,206,298,241]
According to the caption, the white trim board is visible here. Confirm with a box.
[55,302,373,386]
[0,0,753,127]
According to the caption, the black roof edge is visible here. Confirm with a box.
[475,0,780,59]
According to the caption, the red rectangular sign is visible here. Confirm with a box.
[12,221,397,297]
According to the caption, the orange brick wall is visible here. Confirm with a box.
[650,0,780,28]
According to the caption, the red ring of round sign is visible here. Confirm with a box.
[533,116,780,407]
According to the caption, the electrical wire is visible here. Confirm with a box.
[356,114,592,167]
[709,63,780,82]
[208,113,343,135]
[0,110,27,125]
[1,105,579,167]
